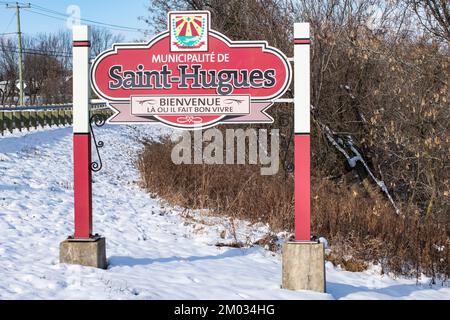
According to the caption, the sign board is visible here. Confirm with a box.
[91,11,292,129]
[70,17,311,252]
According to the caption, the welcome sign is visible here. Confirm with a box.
[91,11,292,129]
[68,12,316,287]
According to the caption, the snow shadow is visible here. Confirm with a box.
[0,127,72,154]
[108,247,252,268]
[327,281,433,299]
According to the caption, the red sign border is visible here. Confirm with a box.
[90,11,292,129]
[91,32,292,103]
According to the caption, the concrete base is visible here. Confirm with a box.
[60,237,107,269]
[282,241,326,292]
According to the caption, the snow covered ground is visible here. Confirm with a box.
[0,124,448,300]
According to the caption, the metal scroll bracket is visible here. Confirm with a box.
[89,113,105,172]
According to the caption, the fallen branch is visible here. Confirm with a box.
[312,105,400,214]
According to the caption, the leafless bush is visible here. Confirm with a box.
[138,136,294,232]
[312,176,449,280]
[137,0,450,278]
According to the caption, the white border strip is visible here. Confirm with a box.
[73,25,91,134]
[294,23,310,134]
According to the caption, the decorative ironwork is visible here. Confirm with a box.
[278,112,294,176]
[89,113,105,172]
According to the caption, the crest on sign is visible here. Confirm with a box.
[170,11,209,52]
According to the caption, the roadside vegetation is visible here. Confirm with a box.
[138,0,449,281]
[0,28,122,105]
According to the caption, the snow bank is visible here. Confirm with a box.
[0,125,448,299]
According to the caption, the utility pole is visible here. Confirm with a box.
[6,2,31,106]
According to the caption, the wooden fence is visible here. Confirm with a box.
[0,104,111,136]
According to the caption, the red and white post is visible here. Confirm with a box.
[72,25,92,239]
[60,25,106,269]
[294,23,311,241]
[281,23,325,292]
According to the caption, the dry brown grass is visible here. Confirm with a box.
[137,139,449,279]
[137,136,294,232]
[312,176,450,278]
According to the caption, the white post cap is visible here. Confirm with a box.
[294,23,310,39]
[73,25,91,42]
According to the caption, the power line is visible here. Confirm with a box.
[2,12,16,34]
[0,43,72,58]
[0,2,150,61]
[30,3,144,32]
[0,45,72,58]
[0,48,72,58]
[23,8,144,33]
[0,0,147,33]
[0,44,72,57]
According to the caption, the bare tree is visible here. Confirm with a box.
[91,27,125,57]
[0,27,125,105]
[0,37,19,104]
[142,0,293,52]
[407,0,450,42]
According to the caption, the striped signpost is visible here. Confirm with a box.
[72,25,93,239]
[294,23,311,242]
[60,25,106,270]
[281,23,325,293]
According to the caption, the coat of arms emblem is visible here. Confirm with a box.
[170,11,209,52]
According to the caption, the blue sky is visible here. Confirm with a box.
[0,0,152,41]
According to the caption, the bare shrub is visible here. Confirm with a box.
[312,176,449,278]
[138,0,450,278]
